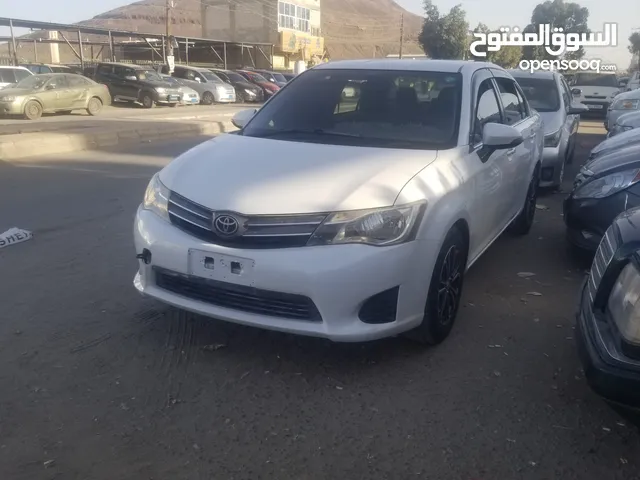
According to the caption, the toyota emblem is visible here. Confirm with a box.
[214,214,239,236]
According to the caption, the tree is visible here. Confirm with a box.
[629,32,640,71]
[522,0,590,61]
[419,1,469,60]
[470,23,523,68]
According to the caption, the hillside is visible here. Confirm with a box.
[75,0,424,59]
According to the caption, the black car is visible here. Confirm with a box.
[576,206,640,413]
[281,73,296,82]
[93,62,181,108]
[564,142,640,251]
[209,69,263,103]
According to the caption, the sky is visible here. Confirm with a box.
[2,0,638,68]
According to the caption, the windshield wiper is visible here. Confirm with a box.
[250,128,362,139]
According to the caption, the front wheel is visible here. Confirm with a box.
[202,91,215,105]
[23,100,43,120]
[509,168,539,236]
[405,226,468,345]
[140,93,154,109]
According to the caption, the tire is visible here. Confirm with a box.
[202,91,215,105]
[86,97,103,116]
[140,93,154,109]
[509,167,539,236]
[405,226,468,345]
[23,100,43,120]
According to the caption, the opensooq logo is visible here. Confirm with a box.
[469,23,618,57]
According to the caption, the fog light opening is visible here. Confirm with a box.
[136,248,152,264]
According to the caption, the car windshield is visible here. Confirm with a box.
[513,77,560,112]
[162,76,180,86]
[247,72,268,82]
[272,73,286,82]
[201,71,222,83]
[225,72,245,83]
[138,69,162,81]
[15,74,51,90]
[242,68,462,150]
[573,73,618,87]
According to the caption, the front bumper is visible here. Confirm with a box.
[0,100,25,115]
[133,208,437,342]
[582,100,610,115]
[576,280,640,410]
[156,92,181,105]
[540,145,565,188]
[563,190,640,252]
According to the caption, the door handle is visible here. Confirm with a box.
[527,132,536,139]
[506,148,516,156]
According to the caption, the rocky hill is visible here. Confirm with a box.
[76,0,424,59]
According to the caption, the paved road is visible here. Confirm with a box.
[1,123,638,480]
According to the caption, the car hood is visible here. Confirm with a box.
[233,81,259,91]
[591,128,640,157]
[537,111,564,135]
[159,134,437,215]
[257,81,279,90]
[613,89,640,101]
[140,79,174,89]
[617,111,640,127]
[0,87,36,96]
[583,142,640,174]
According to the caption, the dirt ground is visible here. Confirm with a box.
[1,122,638,480]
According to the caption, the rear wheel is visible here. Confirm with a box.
[405,226,467,345]
[509,168,539,235]
[23,100,43,120]
[86,97,103,116]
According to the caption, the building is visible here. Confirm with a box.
[201,0,324,70]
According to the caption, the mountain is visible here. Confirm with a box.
[75,0,424,59]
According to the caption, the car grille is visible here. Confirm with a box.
[167,191,327,249]
[587,225,617,303]
[585,95,607,99]
[154,267,322,321]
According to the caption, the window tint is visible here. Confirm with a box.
[495,77,525,125]
[14,69,31,82]
[474,79,502,144]
[242,69,462,150]
[513,77,559,112]
[0,69,16,84]
[67,75,91,87]
[97,65,111,76]
[47,76,68,88]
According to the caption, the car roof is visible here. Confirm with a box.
[507,69,557,80]
[97,62,147,70]
[176,65,209,72]
[0,65,31,70]
[313,59,498,74]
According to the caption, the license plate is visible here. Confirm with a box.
[168,95,180,101]
[587,104,603,109]
[190,98,199,103]
[188,249,255,286]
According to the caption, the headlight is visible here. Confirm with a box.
[307,202,426,247]
[143,174,170,221]
[0,95,16,102]
[611,99,640,111]
[244,88,256,95]
[544,129,562,148]
[608,263,640,346]
[155,87,166,93]
[573,168,640,199]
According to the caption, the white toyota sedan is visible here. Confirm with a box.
[134,60,544,345]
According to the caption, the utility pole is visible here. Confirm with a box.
[399,13,404,59]
[165,0,174,58]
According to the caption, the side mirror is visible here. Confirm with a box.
[571,88,582,97]
[195,77,202,83]
[124,75,137,81]
[619,80,628,88]
[482,123,524,149]
[231,108,257,129]
[567,102,589,115]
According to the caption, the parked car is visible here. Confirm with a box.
[133,59,544,345]
[576,206,640,413]
[605,88,640,131]
[510,70,587,188]
[20,63,54,74]
[172,65,236,104]
[160,74,200,105]
[627,71,640,91]
[281,73,296,82]
[210,68,264,103]
[254,70,288,88]
[93,62,180,108]
[0,73,111,120]
[570,72,622,116]
[83,65,97,79]
[236,70,280,99]
[607,110,640,138]
[0,66,32,89]
[588,127,640,161]
[564,141,640,251]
